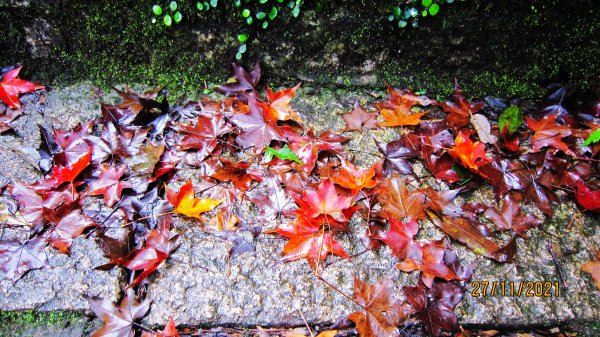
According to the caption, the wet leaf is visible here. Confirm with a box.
[0,65,45,109]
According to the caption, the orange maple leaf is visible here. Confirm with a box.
[448,131,490,171]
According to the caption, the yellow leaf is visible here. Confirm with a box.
[166,180,222,219]
[316,330,338,337]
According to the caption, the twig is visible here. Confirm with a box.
[287,283,315,337]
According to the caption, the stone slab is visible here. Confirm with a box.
[0,85,125,314]
[144,223,405,327]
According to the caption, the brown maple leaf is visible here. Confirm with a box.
[88,288,151,337]
[582,251,600,292]
[342,101,379,131]
[376,178,426,221]
[347,277,411,337]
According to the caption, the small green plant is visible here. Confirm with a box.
[388,0,455,28]
[151,1,183,26]
[149,0,303,59]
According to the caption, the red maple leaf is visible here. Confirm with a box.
[294,178,354,223]
[397,241,461,288]
[438,80,484,128]
[404,280,463,337]
[373,218,421,260]
[0,65,45,109]
[287,129,349,173]
[230,94,284,150]
[376,178,426,221]
[110,216,177,288]
[526,112,574,154]
[267,213,350,271]
[575,180,600,213]
[0,237,48,282]
[325,159,381,193]
[87,164,133,207]
[49,210,97,254]
[171,114,233,158]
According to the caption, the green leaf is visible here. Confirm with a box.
[259,0,268,3]
[210,0,218,7]
[264,145,303,164]
[393,6,401,17]
[262,21,269,29]
[151,17,157,23]
[235,52,243,60]
[428,3,440,15]
[197,2,204,10]
[398,20,407,28]
[242,8,250,17]
[237,34,248,43]
[292,4,300,17]
[238,44,247,53]
[204,1,209,10]
[152,5,163,15]
[256,11,266,20]
[169,1,177,12]
[174,11,182,23]
[498,105,523,135]
[235,0,241,7]
[269,6,278,20]
[246,17,253,24]
[582,129,600,147]
[163,14,172,26]
[422,0,432,6]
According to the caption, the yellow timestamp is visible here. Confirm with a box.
[470,281,560,297]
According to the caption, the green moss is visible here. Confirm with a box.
[0,310,95,336]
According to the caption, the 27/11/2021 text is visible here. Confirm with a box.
[470,281,560,297]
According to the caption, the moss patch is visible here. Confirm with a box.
[0,0,598,100]
[0,310,97,337]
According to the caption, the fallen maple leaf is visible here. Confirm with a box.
[342,101,379,131]
[404,280,463,337]
[326,159,381,193]
[0,65,45,109]
[526,112,574,154]
[295,178,354,223]
[575,180,600,213]
[49,210,97,254]
[448,131,490,172]
[88,288,151,337]
[484,192,541,238]
[265,83,303,123]
[428,211,514,262]
[582,251,600,292]
[230,94,284,150]
[373,218,421,260]
[397,241,461,288]
[0,237,48,282]
[376,178,426,221]
[166,180,221,219]
[87,164,133,207]
[438,80,484,128]
[268,213,350,271]
[347,277,410,337]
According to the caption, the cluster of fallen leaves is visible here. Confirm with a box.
[0,63,599,337]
